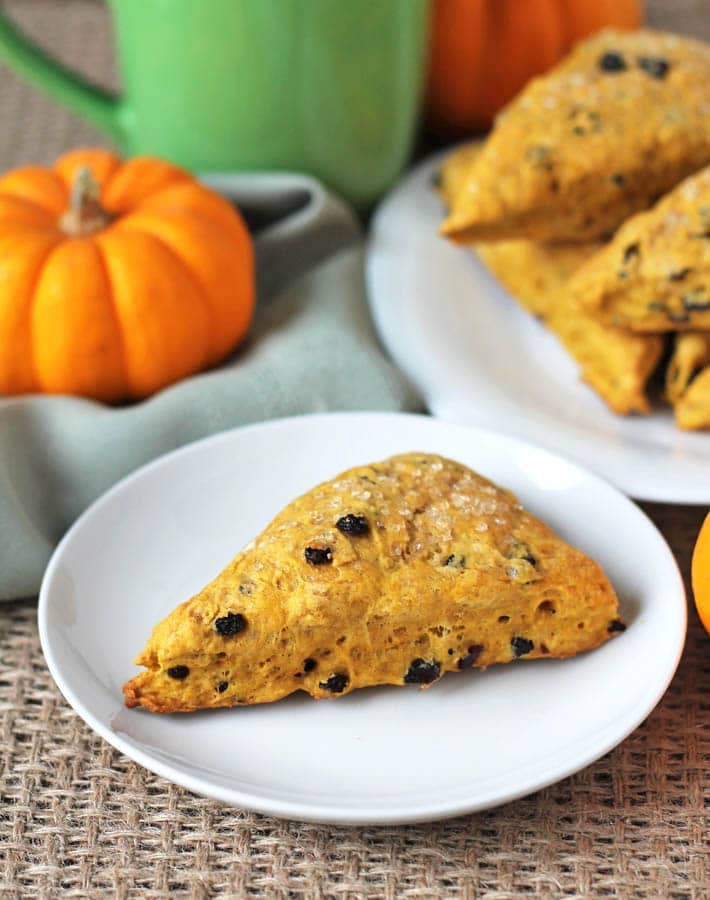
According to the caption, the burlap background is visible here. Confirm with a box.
[0,2,708,897]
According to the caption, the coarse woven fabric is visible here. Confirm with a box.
[1,502,707,898]
[0,2,708,898]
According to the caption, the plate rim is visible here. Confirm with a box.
[366,151,710,505]
[38,411,687,825]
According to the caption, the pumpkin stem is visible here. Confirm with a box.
[60,165,113,236]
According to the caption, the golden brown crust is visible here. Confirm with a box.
[570,166,710,332]
[474,240,664,414]
[441,29,710,244]
[474,240,598,319]
[437,141,482,212]
[124,454,622,714]
[666,332,710,429]
[673,370,710,429]
[438,144,663,415]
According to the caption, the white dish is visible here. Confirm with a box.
[39,412,685,825]
[366,153,710,503]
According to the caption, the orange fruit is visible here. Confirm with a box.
[691,512,710,634]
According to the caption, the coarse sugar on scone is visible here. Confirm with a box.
[124,453,623,713]
[442,29,710,244]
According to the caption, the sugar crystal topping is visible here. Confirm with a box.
[238,455,531,580]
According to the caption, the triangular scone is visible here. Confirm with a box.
[124,454,623,713]
[474,240,599,320]
[441,29,710,244]
[474,241,664,414]
[666,333,710,429]
[438,144,664,415]
[570,166,710,333]
[439,143,601,318]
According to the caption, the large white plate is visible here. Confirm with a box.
[366,153,710,503]
[39,412,685,825]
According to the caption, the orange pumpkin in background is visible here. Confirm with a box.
[0,149,254,402]
[426,0,643,135]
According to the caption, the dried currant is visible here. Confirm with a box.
[525,145,552,169]
[515,549,537,567]
[444,554,466,568]
[598,51,627,72]
[458,644,484,670]
[623,242,640,264]
[336,514,370,536]
[217,681,229,693]
[404,658,441,684]
[608,619,627,633]
[683,292,710,312]
[167,665,189,679]
[214,612,247,636]
[511,637,534,657]
[638,55,669,79]
[505,541,537,567]
[305,546,333,565]
[319,673,349,693]
[303,658,317,673]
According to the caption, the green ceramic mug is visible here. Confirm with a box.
[0,0,429,207]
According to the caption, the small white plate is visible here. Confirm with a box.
[366,153,710,503]
[39,412,685,825]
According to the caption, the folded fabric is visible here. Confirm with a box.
[0,174,421,600]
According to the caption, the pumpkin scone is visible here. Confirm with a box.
[437,140,482,211]
[666,332,710,429]
[441,29,710,244]
[438,143,664,414]
[438,141,598,319]
[124,453,623,713]
[570,165,710,332]
[671,370,710,430]
[474,240,664,414]
[474,239,599,319]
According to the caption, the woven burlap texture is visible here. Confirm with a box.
[0,2,709,897]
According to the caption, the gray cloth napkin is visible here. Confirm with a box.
[0,173,421,600]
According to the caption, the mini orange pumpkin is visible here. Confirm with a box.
[426,0,643,135]
[692,513,710,635]
[0,148,254,402]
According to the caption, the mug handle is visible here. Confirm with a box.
[0,6,124,143]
